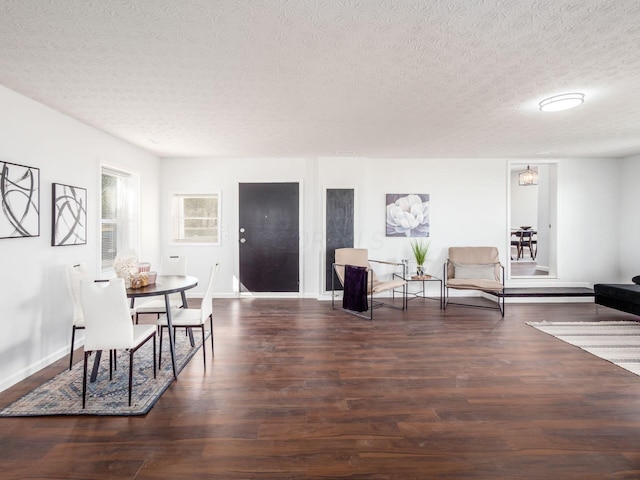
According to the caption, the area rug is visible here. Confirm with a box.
[527,321,640,376]
[0,331,208,417]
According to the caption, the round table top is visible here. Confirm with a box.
[125,275,198,298]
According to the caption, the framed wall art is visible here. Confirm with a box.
[386,193,430,237]
[0,161,40,239]
[52,183,87,246]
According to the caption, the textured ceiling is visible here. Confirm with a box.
[1,0,639,159]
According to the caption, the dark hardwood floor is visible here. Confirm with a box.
[2,298,640,479]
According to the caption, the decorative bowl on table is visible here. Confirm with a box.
[411,274,432,280]
[520,226,531,230]
[130,273,143,289]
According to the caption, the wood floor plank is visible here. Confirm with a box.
[1,299,640,478]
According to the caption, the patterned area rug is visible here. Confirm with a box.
[0,331,208,417]
[527,321,640,376]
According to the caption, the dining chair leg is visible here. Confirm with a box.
[128,350,134,406]
[69,326,77,370]
[158,326,164,368]
[209,314,214,355]
[82,352,90,409]
[201,325,206,369]
[152,334,157,379]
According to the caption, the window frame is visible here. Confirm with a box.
[169,192,221,246]
[100,165,140,276]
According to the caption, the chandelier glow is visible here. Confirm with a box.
[519,165,538,186]
[539,93,585,112]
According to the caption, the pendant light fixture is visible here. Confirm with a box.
[519,165,538,186]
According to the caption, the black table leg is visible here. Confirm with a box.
[164,294,178,379]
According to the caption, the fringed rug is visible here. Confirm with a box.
[0,331,208,417]
[527,321,640,376]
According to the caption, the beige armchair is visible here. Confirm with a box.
[332,248,407,320]
[443,246,505,316]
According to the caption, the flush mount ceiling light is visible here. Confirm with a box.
[519,165,538,186]
[539,93,585,112]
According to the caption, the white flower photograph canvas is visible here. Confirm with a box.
[386,193,429,237]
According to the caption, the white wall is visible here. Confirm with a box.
[159,157,315,297]
[556,159,621,283]
[159,156,623,295]
[318,158,508,279]
[620,157,640,281]
[0,85,160,391]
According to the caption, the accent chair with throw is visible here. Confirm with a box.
[332,248,407,320]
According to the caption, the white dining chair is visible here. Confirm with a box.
[157,263,219,369]
[79,278,157,408]
[66,263,89,370]
[134,255,187,323]
[66,263,138,370]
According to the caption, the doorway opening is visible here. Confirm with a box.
[508,161,557,279]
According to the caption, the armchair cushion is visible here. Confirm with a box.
[446,246,501,281]
[371,278,407,294]
[453,263,497,281]
[447,277,504,292]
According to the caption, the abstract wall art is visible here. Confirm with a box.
[386,193,430,237]
[0,161,40,239]
[52,183,87,246]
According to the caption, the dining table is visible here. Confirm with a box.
[90,275,198,382]
[511,228,537,260]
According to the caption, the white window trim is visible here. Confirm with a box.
[99,165,140,276]
[169,192,221,247]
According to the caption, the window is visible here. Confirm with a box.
[171,193,220,245]
[101,166,139,273]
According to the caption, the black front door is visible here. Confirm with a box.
[239,183,299,292]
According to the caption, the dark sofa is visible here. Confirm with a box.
[594,276,640,316]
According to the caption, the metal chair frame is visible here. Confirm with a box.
[443,260,505,317]
[331,260,407,321]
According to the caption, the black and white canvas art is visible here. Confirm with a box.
[386,193,430,237]
[52,183,87,246]
[0,161,40,239]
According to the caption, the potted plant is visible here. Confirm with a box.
[410,239,430,276]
